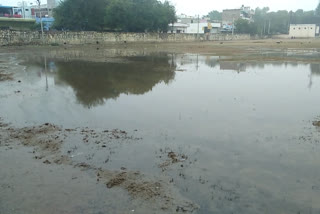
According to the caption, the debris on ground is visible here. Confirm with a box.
[0,70,13,81]
[313,121,320,127]
[97,169,199,213]
[158,150,188,169]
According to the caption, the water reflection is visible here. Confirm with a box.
[309,64,320,89]
[219,61,246,72]
[311,64,320,76]
[5,51,320,213]
[21,53,320,108]
[55,55,176,107]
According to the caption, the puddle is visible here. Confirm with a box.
[1,49,320,213]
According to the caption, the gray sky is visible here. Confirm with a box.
[1,0,319,16]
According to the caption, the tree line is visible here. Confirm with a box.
[53,0,176,32]
[207,3,320,35]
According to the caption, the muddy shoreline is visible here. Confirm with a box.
[1,39,320,63]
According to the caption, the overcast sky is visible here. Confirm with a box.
[1,0,319,16]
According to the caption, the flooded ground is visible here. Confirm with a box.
[1,44,320,214]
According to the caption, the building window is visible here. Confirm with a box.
[298,28,301,30]
[311,27,313,29]
[293,28,295,30]
[305,27,306,29]
[25,9,29,11]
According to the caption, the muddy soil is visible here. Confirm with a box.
[0,118,198,213]
[313,121,320,127]
[1,38,320,63]
[0,67,13,81]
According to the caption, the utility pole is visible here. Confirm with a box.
[44,56,48,91]
[268,20,271,35]
[22,1,25,19]
[197,14,200,40]
[36,0,44,40]
[232,17,234,36]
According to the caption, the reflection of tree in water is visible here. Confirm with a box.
[308,64,320,89]
[310,64,320,76]
[55,55,176,107]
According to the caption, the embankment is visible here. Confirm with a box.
[0,30,250,46]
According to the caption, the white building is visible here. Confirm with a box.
[186,23,221,34]
[289,24,319,38]
[168,23,189,33]
[168,22,221,34]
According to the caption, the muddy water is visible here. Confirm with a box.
[1,50,320,214]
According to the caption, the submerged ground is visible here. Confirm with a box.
[0,39,320,214]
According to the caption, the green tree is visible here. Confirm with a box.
[53,0,108,31]
[207,10,221,21]
[104,0,176,32]
[267,10,290,34]
[234,19,256,34]
[252,7,269,35]
[292,9,320,24]
[316,3,320,16]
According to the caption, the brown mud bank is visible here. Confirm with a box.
[1,38,320,64]
[0,118,199,213]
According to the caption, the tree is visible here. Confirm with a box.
[53,0,108,31]
[252,7,269,35]
[316,3,320,16]
[234,19,256,34]
[267,10,290,34]
[207,10,221,21]
[104,0,176,32]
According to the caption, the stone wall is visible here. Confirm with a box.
[209,33,250,41]
[0,30,251,46]
[0,18,36,31]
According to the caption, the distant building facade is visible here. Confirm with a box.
[168,23,189,33]
[47,0,60,17]
[222,5,254,32]
[32,0,61,18]
[186,23,221,34]
[0,5,32,19]
[289,24,319,38]
[168,14,221,34]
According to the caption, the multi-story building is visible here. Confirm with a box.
[32,0,61,18]
[222,5,254,32]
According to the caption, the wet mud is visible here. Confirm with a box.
[0,118,199,213]
[0,65,13,81]
[313,121,320,127]
[1,44,320,213]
